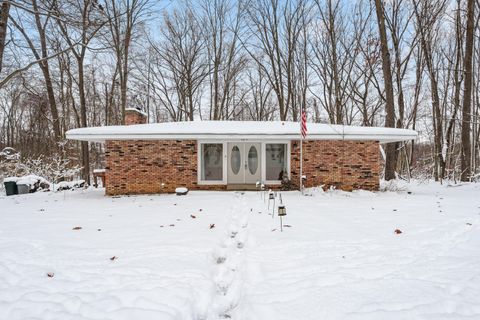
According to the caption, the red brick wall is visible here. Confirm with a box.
[104,139,380,195]
[290,140,380,191]
[105,140,226,195]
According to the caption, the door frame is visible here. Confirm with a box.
[197,141,228,185]
[227,142,262,184]
[261,140,291,185]
[197,140,291,186]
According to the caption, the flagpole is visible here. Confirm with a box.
[300,107,307,195]
[300,137,303,195]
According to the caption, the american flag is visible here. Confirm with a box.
[301,108,307,139]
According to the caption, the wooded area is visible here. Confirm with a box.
[0,0,479,184]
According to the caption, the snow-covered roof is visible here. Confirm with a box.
[65,121,417,143]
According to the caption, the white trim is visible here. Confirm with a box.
[66,120,417,145]
[67,133,413,144]
[197,141,227,185]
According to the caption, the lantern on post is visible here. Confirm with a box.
[268,192,275,216]
[278,205,286,232]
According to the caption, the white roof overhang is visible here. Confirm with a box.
[66,121,417,144]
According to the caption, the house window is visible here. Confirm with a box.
[266,143,287,181]
[230,146,241,174]
[201,143,223,181]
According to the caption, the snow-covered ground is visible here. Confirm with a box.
[0,182,479,320]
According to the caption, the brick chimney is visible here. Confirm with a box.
[125,108,147,125]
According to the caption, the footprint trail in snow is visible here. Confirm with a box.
[202,193,252,320]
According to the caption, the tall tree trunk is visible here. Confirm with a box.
[327,0,342,124]
[33,4,62,142]
[391,28,407,175]
[374,0,396,180]
[446,0,463,176]
[413,0,446,181]
[78,58,90,185]
[0,1,9,73]
[11,0,63,142]
[461,0,475,181]
[41,65,62,142]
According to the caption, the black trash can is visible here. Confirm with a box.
[4,181,18,196]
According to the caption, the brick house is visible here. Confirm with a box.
[66,108,417,195]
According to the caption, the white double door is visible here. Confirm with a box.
[227,142,261,184]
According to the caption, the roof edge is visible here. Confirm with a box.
[66,132,416,144]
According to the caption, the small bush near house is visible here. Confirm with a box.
[0,147,82,192]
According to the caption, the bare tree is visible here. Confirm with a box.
[349,4,384,127]
[374,0,397,180]
[0,0,9,73]
[413,0,447,180]
[9,0,62,142]
[444,0,464,177]
[149,8,208,121]
[54,0,107,184]
[201,0,247,120]
[104,0,151,124]
[310,0,362,124]
[461,0,475,181]
[245,0,311,121]
[241,60,275,120]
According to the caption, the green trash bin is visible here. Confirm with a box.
[4,181,18,196]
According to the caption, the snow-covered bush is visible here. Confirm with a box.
[0,147,20,161]
[55,180,85,191]
[0,148,82,191]
[380,179,410,192]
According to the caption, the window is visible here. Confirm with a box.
[231,145,241,175]
[266,143,287,181]
[201,144,223,181]
[248,146,258,174]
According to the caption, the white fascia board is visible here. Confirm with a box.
[66,132,417,144]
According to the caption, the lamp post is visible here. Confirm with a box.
[278,205,286,232]
[268,192,275,217]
